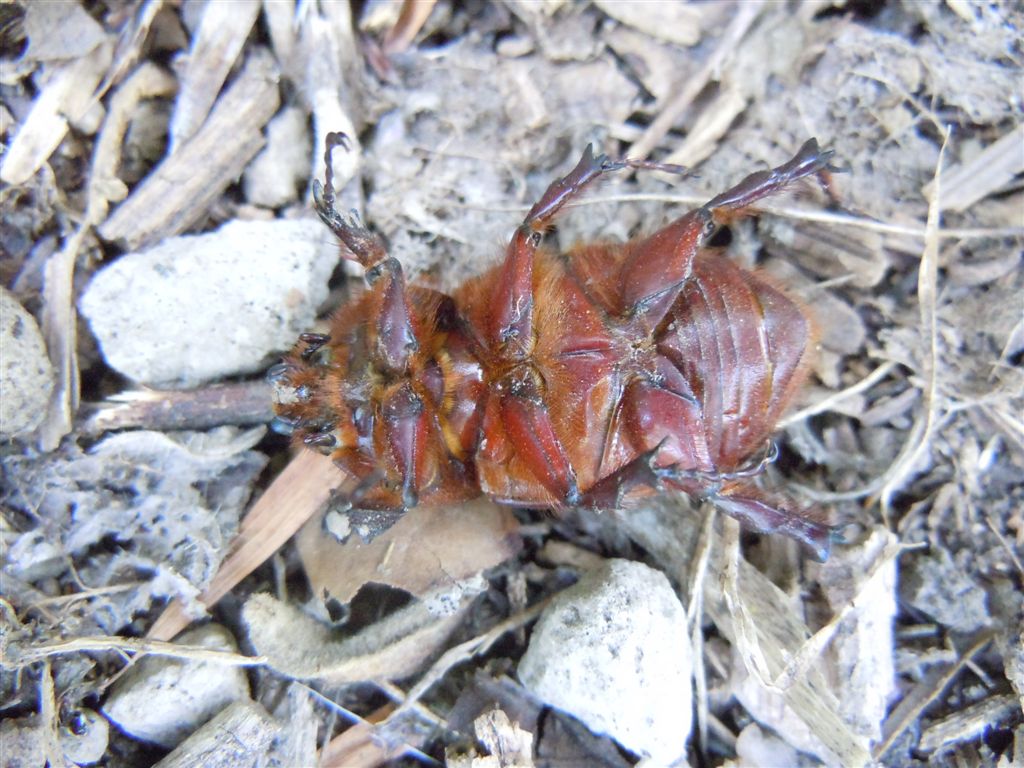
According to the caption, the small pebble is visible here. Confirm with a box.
[518,559,692,764]
[61,708,109,765]
[0,287,54,436]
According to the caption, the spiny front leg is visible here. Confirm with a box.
[312,132,388,270]
[368,258,419,375]
[310,133,421,375]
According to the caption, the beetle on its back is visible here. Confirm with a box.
[270,135,842,560]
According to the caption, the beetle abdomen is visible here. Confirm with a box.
[658,252,811,469]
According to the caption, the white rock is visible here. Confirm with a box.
[0,287,54,435]
[80,219,337,387]
[518,559,692,764]
[102,624,251,748]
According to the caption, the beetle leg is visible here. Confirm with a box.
[323,473,406,544]
[366,257,420,375]
[617,208,712,325]
[620,366,715,470]
[380,381,428,509]
[577,439,677,509]
[489,145,626,356]
[317,123,422,371]
[312,132,388,270]
[617,139,835,326]
[497,365,581,505]
[705,138,837,223]
[709,480,837,561]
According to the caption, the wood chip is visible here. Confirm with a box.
[448,708,535,767]
[36,62,177,451]
[36,237,81,451]
[0,41,113,185]
[706,521,872,765]
[100,0,166,94]
[153,700,280,768]
[79,381,274,435]
[168,0,261,151]
[626,4,761,160]
[918,694,1020,754]
[875,632,996,758]
[817,530,900,741]
[662,85,747,169]
[382,0,438,54]
[22,1,106,63]
[318,704,403,768]
[922,125,1024,213]
[99,48,280,251]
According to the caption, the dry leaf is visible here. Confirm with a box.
[297,496,520,605]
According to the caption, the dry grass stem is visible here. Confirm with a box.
[874,631,996,759]
[878,129,949,511]
[7,636,266,670]
[780,361,899,428]
[383,598,552,724]
[627,4,761,159]
[922,125,1024,212]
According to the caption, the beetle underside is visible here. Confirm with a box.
[271,135,843,560]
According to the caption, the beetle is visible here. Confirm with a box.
[270,134,842,560]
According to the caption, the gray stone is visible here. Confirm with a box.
[518,559,692,764]
[0,287,54,436]
[735,723,801,768]
[102,624,251,748]
[0,710,108,767]
[80,219,336,387]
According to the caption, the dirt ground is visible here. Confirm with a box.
[1,1,1022,766]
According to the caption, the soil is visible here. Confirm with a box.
[1,2,1021,766]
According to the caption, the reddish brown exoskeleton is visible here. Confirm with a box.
[270,136,842,560]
